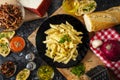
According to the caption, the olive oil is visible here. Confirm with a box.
[37,65,54,80]
[62,0,79,14]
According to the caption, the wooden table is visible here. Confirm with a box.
[28,6,116,80]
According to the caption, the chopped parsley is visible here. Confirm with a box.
[58,35,71,43]
[0,31,15,39]
[0,34,5,39]
[70,63,85,77]
[83,2,96,12]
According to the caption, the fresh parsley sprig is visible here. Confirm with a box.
[58,35,71,43]
[70,63,85,77]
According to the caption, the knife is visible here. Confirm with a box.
[114,25,120,34]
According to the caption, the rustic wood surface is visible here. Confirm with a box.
[28,6,116,80]
[24,9,47,22]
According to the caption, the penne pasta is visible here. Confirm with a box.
[43,21,83,64]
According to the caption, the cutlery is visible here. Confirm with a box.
[114,25,120,34]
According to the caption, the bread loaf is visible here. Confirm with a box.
[83,6,120,32]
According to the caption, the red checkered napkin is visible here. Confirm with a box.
[90,28,120,79]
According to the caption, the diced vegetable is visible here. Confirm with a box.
[100,40,120,61]
[10,36,25,53]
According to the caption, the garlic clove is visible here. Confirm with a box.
[92,39,103,48]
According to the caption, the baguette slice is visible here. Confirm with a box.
[106,6,120,23]
[83,6,120,32]
[0,38,10,57]
[16,68,30,80]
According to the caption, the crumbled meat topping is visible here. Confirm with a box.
[0,3,23,30]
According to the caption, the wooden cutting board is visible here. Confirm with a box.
[24,9,47,22]
[28,6,116,80]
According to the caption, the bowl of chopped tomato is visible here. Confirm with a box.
[10,36,26,53]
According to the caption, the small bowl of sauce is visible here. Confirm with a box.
[37,65,54,80]
[0,61,16,78]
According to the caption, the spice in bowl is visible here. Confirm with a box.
[0,61,16,78]
[0,3,24,31]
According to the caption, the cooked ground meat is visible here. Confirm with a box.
[0,3,23,31]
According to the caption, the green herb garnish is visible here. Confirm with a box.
[0,31,15,39]
[83,2,96,12]
[70,63,85,77]
[0,34,5,39]
[58,35,71,43]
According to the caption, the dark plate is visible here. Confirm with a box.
[36,14,89,68]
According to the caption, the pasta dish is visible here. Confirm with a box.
[43,21,83,64]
